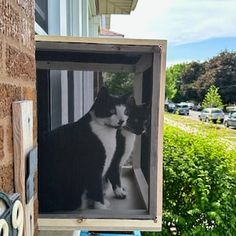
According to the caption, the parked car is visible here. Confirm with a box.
[174,104,189,115]
[199,108,224,123]
[185,101,195,110]
[226,106,236,112]
[224,111,236,128]
[165,102,176,113]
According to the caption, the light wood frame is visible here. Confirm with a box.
[36,35,166,232]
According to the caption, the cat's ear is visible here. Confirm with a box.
[127,96,136,107]
[96,87,109,100]
[143,102,152,111]
[121,92,132,102]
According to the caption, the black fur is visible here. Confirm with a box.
[125,97,150,135]
[104,97,150,199]
[39,87,128,212]
[104,129,126,197]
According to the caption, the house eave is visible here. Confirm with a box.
[96,0,138,15]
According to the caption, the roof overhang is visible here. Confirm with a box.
[96,0,138,14]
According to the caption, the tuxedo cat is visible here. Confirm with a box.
[39,87,129,212]
[104,96,150,199]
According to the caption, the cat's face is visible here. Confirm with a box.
[124,97,150,135]
[93,87,128,128]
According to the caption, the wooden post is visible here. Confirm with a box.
[13,100,34,236]
[133,72,143,169]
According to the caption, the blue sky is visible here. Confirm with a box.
[110,0,236,67]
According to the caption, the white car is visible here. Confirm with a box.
[199,108,224,123]
[224,111,236,128]
[185,102,195,109]
[174,104,189,115]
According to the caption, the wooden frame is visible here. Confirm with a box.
[13,101,35,236]
[36,35,166,232]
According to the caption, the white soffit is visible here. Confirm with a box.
[96,0,138,14]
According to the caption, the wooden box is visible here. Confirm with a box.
[36,35,166,232]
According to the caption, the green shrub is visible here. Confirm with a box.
[104,72,134,95]
[143,125,236,236]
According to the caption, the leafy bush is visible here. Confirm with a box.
[143,125,236,236]
[104,72,134,95]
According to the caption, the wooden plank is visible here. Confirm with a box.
[135,54,153,73]
[133,168,148,209]
[39,209,149,219]
[36,41,155,53]
[149,52,159,218]
[36,61,135,73]
[35,35,167,48]
[149,45,165,222]
[13,101,34,236]
[133,72,143,169]
[156,42,167,220]
[38,218,162,232]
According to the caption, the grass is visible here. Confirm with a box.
[164,112,236,149]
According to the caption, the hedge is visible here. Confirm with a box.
[143,125,236,236]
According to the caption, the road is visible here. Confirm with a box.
[189,110,201,121]
[188,110,229,121]
[187,110,233,130]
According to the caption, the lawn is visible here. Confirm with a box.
[164,112,236,149]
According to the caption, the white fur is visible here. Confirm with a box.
[79,190,88,209]
[94,199,110,209]
[115,105,128,126]
[89,105,128,177]
[114,186,127,198]
[94,105,128,128]
[90,111,117,177]
[120,129,136,166]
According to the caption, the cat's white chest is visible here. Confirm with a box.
[90,121,117,176]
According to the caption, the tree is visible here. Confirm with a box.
[165,67,177,100]
[104,72,134,95]
[202,85,223,108]
[180,61,206,102]
[196,51,236,104]
[170,51,236,104]
[165,63,187,101]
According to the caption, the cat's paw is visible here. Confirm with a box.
[94,199,110,209]
[104,198,111,208]
[114,186,127,199]
[103,181,110,196]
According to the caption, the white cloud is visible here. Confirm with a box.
[110,0,236,45]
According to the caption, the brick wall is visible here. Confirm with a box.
[0,0,36,215]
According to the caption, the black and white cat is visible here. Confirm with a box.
[104,96,150,199]
[39,87,129,212]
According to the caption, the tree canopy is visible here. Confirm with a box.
[202,85,223,108]
[168,51,236,104]
[165,63,187,101]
